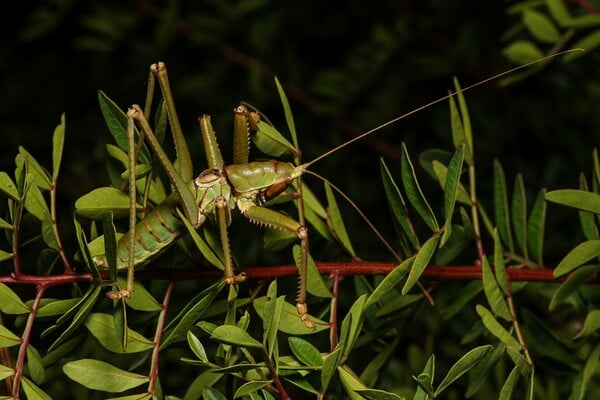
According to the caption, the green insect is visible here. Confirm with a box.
[83,62,322,327]
[80,52,574,329]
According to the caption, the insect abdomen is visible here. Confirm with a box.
[115,201,185,269]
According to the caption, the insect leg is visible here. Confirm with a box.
[238,200,314,329]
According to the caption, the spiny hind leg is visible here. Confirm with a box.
[240,201,315,329]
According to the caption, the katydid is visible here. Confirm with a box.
[87,51,578,329]
[89,62,317,326]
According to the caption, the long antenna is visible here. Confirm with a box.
[302,48,583,170]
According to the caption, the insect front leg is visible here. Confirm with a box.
[106,107,139,300]
[194,169,246,285]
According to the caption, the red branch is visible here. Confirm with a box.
[0,262,587,286]
[238,262,584,283]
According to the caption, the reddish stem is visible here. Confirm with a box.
[12,285,47,398]
[0,262,588,288]
[329,270,340,351]
[148,280,174,395]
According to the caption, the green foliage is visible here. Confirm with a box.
[0,1,599,398]
[0,63,599,399]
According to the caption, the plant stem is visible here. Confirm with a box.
[12,285,46,398]
[147,280,174,395]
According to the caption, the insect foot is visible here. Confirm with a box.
[106,289,132,300]
[225,273,247,285]
[297,302,316,330]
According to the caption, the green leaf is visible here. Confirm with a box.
[263,289,284,357]
[375,294,423,318]
[434,345,492,395]
[292,245,332,298]
[356,389,405,400]
[42,336,84,368]
[321,346,342,393]
[288,336,323,366]
[0,249,13,263]
[233,380,272,398]
[380,158,419,249]
[340,295,367,358]
[413,357,435,400]
[84,313,154,353]
[431,160,470,205]
[493,229,510,296]
[162,280,225,348]
[498,366,520,400]
[554,240,600,277]
[449,83,473,166]
[0,171,19,201]
[324,182,356,257]
[366,257,413,307]
[253,119,295,158]
[441,146,465,246]
[494,160,514,251]
[41,212,59,251]
[21,376,52,400]
[117,278,161,312]
[107,394,153,400]
[26,345,46,384]
[0,215,12,230]
[401,143,439,232]
[574,310,600,339]
[178,208,224,270]
[63,359,148,392]
[521,310,580,365]
[274,76,299,150]
[338,365,369,399]
[562,14,600,29]
[360,337,400,387]
[202,387,227,400]
[46,285,102,352]
[187,331,209,364]
[0,325,21,348]
[0,363,14,381]
[511,174,528,258]
[52,113,65,181]
[0,283,30,314]
[475,305,521,352]
[527,189,546,264]
[254,297,328,335]
[402,235,439,295]
[98,90,149,163]
[75,187,140,220]
[482,255,511,321]
[211,362,266,374]
[73,215,101,281]
[502,40,543,64]
[579,342,600,399]
[17,148,51,190]
[465,342,506,397]
[103,213,118,280]
[24,182,49,221]
[545,189,600,214]
[210,325,263,349]
[578,174,599,241]
[523,9,561,43]
[549,265,600,310]
[565,29,600,61]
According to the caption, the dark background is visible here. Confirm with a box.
[1,0,599,265]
